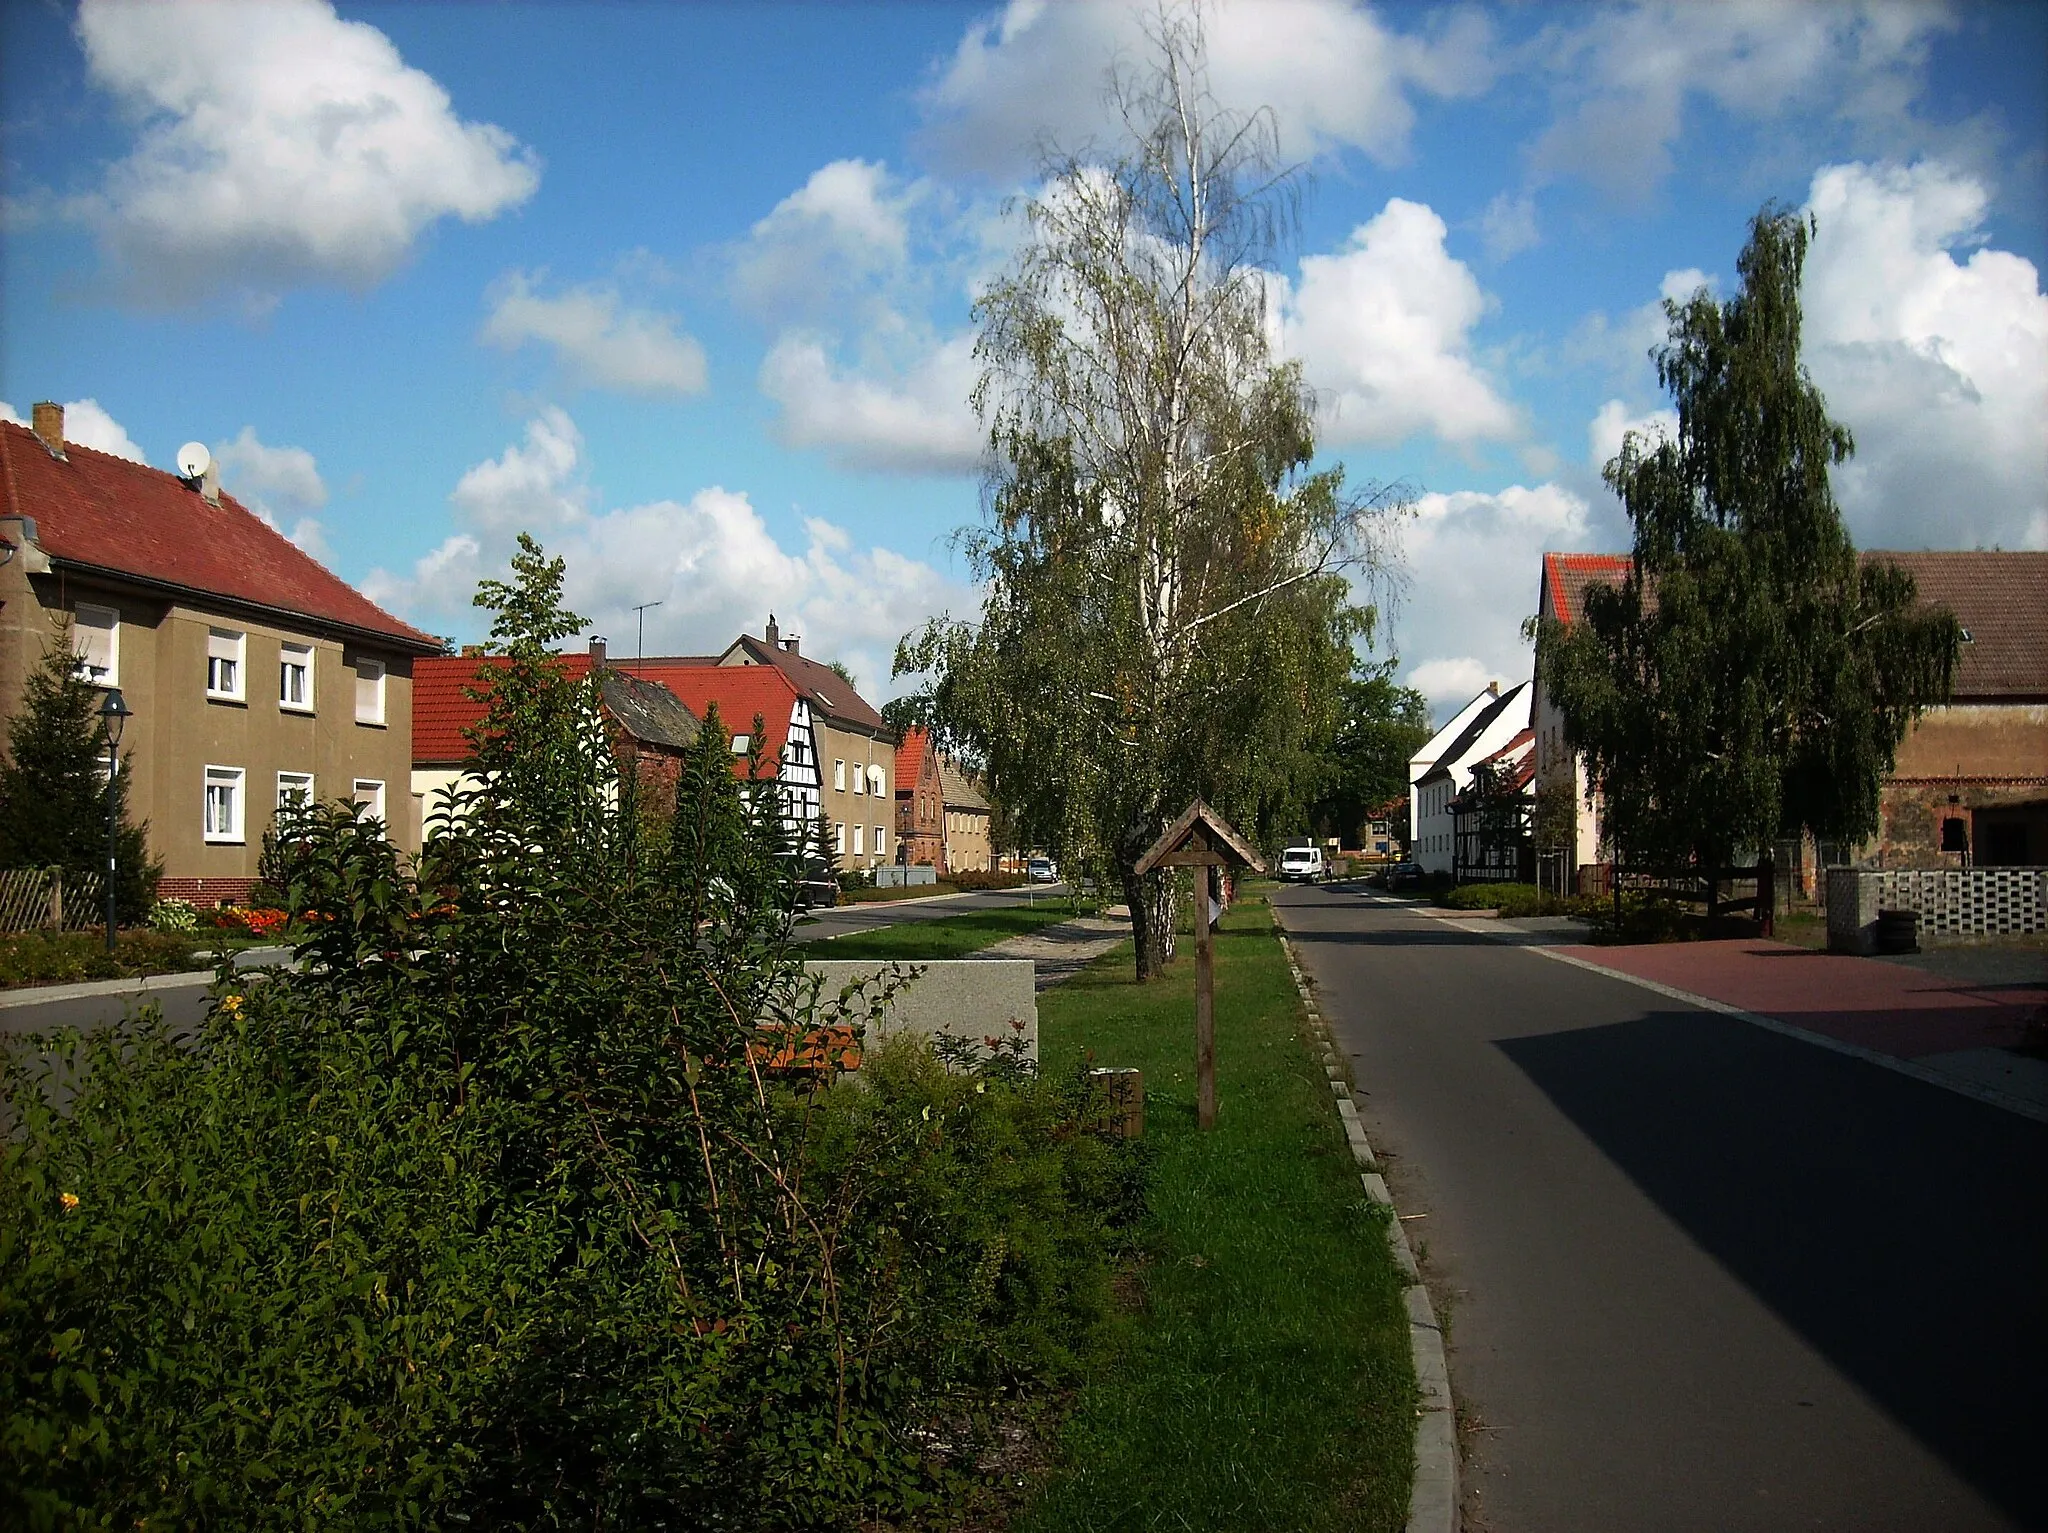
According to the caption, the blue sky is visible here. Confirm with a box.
[4,0,2044,720]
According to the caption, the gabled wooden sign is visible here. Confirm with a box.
[1136,801,1264,1130]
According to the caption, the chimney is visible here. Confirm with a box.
[30,402,64,458]
[764,613,779,648]
[783,634,800,655]
[201,457,220,506]
[589,635,608,670]
[1487,680,1499,696]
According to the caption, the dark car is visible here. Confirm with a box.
[1384,860,1425,890]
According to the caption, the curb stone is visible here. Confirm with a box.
[1278,931,1457,1533]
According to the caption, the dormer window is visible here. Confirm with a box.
[72,603,118,685]
[207,628,246,701]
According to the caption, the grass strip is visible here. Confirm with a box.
[1019,891,1416,1533]
[815,904,1080,960]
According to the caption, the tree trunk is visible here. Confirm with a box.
[1122,863,1178,981]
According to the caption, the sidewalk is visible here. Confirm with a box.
[973,911,1130,989]
[1545,937,2047,1118]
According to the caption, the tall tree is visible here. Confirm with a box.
[1307,660,1431,846]
[0,630,159,922]
[897,6,1403,977]
[1538,207,1960,872]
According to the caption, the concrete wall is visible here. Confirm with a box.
[1826,866,2047,953]
[807,958,1036,1062]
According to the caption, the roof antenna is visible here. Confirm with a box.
[631,600,662,675]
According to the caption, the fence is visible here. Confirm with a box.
[1607,858,1777,933]
[1827,866,2047,953]
[0,867,110,933]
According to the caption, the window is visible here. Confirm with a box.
[72,603,118,685]
[354,658,386,724]
[731,735,751,755]
[207,628,246,700]
[834,822,847,855]
[279,643,314,711]
[866,763,885,796]
[277,771,315,808]
[834,759,846,792]
[852,824,864,855]
[874,826,886,857]
[352,779,386,828]
[203,766,245,843]
[851,764,865,795]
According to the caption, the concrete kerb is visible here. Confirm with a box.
[1278,931,1457,1533]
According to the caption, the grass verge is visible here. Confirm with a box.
[1017,892,1416,1532]
[815,904,1080,960]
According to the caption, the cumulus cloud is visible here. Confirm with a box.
[918,0,1494,179]
[734,160,919,318]
[67,0,538,309]
[1801,161,2047,550]
[213,425,332,559]
[1530,2,1954,199]
[482,273,708,396]
[365,409,977,694]
[1388,482,1603,713]
[1280,198,1518,447]
[1586,399,1677,475]
[1,397,148,462]
[759,331,984,476]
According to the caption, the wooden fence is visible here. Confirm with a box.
[0,867,110,933]
[1611,855,1777,935]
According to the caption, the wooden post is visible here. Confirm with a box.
[1758,852,1776,938]
[1194,866,1216,1131]
[47,867,63,931]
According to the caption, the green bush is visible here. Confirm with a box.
[1436,883,1597,919]
[0,929,204,988]
[146,897,199,935]
[948,870,1025,892]
[0,536,1134,1530]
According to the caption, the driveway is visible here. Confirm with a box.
[1274,882,2045,1532]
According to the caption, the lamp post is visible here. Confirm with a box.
[98,688,132,951]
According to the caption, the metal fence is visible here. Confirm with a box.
[0,866,109,933]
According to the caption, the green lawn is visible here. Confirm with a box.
[810,903,1079,960]
[1018,893,1416,1532]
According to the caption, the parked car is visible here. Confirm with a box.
[1278,844,1326,882]
[1384,859,1424,889]
[1026,856,1058,883]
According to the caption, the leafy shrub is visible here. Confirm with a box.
[146,898,199,934]
[0,535,1134,1530]
[948,870,1025,892]
[1436,883,1598,919]
[0,929,204,989]
[839,867,875,891]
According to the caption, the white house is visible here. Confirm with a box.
[1410,680,1532,876]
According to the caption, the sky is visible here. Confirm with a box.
[3,0,2044,723]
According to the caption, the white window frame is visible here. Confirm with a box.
[834,759,846,792]
[866,763,885,796]
[72,602,119,686]
[277,770,315,809]
[354,657,386,725]
[352,778,386,829]
[731,734,751,755]
[851,763,865,795]
[852,824,864,856]
[203,765,245,843]
[875,825,886,857]
[834,822,847,856]
[206,627,246,702]
[278,642,315,713]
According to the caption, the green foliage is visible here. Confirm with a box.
[0,929,205,989]
[1307,660,1430,846]
[1434,883,1591,919]
[1537,207,1959,869]
[1,538,1135,1530]
[146,898,200,935]
[820,905,1075,961]
[0,631,159,923]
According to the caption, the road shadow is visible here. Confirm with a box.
[1497,1010,2048,1528]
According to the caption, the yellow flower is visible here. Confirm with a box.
[59,1192,79,1211]
[218,995,244,1017]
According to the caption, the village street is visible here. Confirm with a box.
[1273,881,2045,1533]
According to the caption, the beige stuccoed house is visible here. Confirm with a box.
[1,405,441,902]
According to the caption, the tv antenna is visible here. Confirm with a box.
[630,601,663,673]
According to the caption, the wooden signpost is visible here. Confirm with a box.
[1135,800,1265,1130]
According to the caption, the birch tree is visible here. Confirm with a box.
[898,6,1404,977]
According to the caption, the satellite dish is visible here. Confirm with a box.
[176,442,212,480]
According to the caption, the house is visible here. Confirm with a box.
[410,638,700,830]
[1450,728,1535,883]
[1530,553,1632,893]
[1,405,439,902]
[1410,681,1532,877]
[894,727,945,869]
[1531,548,2048,887]
[938,754,993,873]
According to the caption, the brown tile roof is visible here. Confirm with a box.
[0,421,437,650]
[1865,551,2048,701]
[937,755,990,812]
[725,633,890,735]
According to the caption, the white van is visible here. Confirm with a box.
[1278,844,1325,882]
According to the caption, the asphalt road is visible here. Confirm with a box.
[793,881,1070,943]
[0,947,287,1043]
[1274,881,2046,1533]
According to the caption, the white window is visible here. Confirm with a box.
[834,759,846,792]
[852,824,864,855]
[874,826,886,857]
[206,628,245,700]
[203,766,245,843]
[866,764,885,796]
[731,734,750,755]
[277,771,315,809]
[352,779,386,827]
[354,658,386,724]
[834,822,847,855]
[851,763,865,795]
[279,643,314,712]
[72,603,118,685]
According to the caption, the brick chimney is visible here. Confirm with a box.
[783,634,800,655]
[30,402,64,458]
[589,635,608,670]
[764,613,779,648]
[1486,680,1499,696]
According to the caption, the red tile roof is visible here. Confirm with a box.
[725,633,890,735]
[1541,552,1633,626]
[631,662,802,769]
[412,652,596,763]
[1,421,437,650]
[895,726,933,795]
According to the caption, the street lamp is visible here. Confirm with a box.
[98,688,132,951]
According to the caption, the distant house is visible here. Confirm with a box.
[1410,681,1532,877]
[1,406,439,902]
[937,754,993,873]
[1450,728,1535,883]
[1530,553,1632,892]
[1531,548,2048,887]
[894,727,945,869]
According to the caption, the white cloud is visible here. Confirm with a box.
[759,331,984,476]
[213,425,331,559]
[69,0,538,308]
[1801,161,2047,550]
[1389,482,1600,712]
[1478,191,1539,262]
[734,159,924,321]
[482,273,707,396]
[1281,198,1518,447]
[918,0,1494,178]
[365,409,977,696]
[1,397,148,462]
[1586,399,1677,474]
[1565,267,1717,384]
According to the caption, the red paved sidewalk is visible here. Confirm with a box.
[1553,939,2044,1062]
